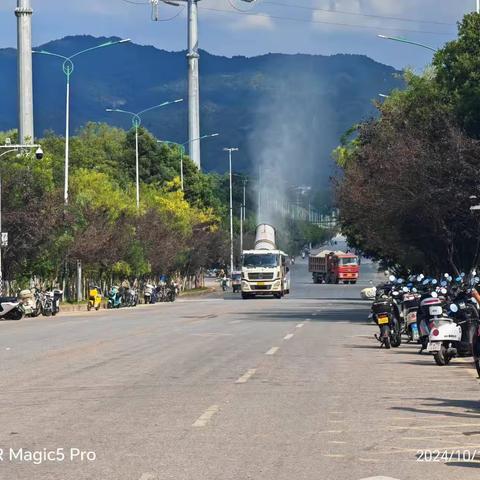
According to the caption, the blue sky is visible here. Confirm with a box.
[0,0,476,69]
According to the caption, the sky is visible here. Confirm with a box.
[0,0,475,70]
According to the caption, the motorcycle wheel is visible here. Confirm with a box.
[434,344,451,366]
[87,303,92,311]
[6,308,24,321]
[380,325,391,349]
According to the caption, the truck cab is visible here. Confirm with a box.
[241,250,289,299]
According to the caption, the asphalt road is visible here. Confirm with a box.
[0,259,479,480]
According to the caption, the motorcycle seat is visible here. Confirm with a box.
[0,296,18,303]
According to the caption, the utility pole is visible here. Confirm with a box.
[224,148,239,277]
[187,0,201,169]
[477,0,479,14]
[240,205,243,259]
[15,0,34,145]
[242,179,247,221]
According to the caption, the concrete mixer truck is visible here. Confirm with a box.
[241,224,290,299]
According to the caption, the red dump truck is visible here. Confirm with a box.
[309,250,360,284]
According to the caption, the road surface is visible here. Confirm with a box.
[0,259,479,480]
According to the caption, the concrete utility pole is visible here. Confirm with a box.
[224,148,239,277]
[187,0,201,169]
[15,0,34,145]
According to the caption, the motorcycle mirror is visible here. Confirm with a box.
[441,280,447,287]
[450,303,459,313]
[392,291,399,296]
[422,279,429,285]
[397,278,404,284]
[389,275,396,282]
[412,288,418,293]
[461,272,466,277]
[431,292,438,298]
[416,275,423,282]
[444,273,449,278]
[456,276,462,282]
[402,287,409,292]
[432,279,438,285]
[441,287,447,295]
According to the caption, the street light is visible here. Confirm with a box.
[157,133,219,190]
[106,99,184,209]
[33,38,131,205]
[377,34,437,53]
[224,147,239,277]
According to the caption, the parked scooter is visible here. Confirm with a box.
[0,296,24,320]
[41,289,63,316]
[372,276,402,349]
[144,283,157,304]
[427,277,478,365]
[18,288,42,317]
[107,286,122,309]
[87,285,102,311]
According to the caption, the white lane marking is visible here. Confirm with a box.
[323,454,345,458]
[235,369,256,384]
[191,333,233,337]
[265,347,279,356]
[139,474,156,480]
[283,333,294,341]
[296,323,304,328]
[192,405,220,427]
[230,320,242,324]
[390,423,480,431]
[319,430,343,434]
[328,441,347,444]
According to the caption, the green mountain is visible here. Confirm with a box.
[0,35,402,178]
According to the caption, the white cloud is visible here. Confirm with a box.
[231,14,275,31]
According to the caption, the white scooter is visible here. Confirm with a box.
[427,304,462,366]
[0,296,24,321]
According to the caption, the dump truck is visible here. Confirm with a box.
[241,224,290,299]
[309,250,359,284]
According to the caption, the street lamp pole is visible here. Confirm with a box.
[157,133,218,191]
[33,39,131,205]
[107,99,183,208]
[224,148,238,276]
[377,34,437,53]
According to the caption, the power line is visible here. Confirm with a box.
[118,0,185,22]
[262,1,455,27]
[201,5,455,36]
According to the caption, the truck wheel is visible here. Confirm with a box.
[241,293,250,300]
[351,281,357,285]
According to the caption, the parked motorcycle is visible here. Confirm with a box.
[87,286,102,311]
[427,277,478,365]
[42,289,63,316]
[0,296,24,320]
[144,283,157,304]
[372,277,402,349]
[107,286,122,309]
[18,288,42,317]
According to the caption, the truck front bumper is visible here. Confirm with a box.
[242,280,282,294]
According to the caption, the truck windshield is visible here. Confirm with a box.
[340,257,358,266]
[243,254,278,268]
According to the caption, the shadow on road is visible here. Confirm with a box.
[237,307,370,323]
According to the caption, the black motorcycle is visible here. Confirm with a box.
[372,288,401,349]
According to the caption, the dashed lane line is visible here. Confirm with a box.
[235,369,257,384]
[283,333,294,341]
[265,347,279,356]
[192,405,220,427]
[296,323,305,329]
